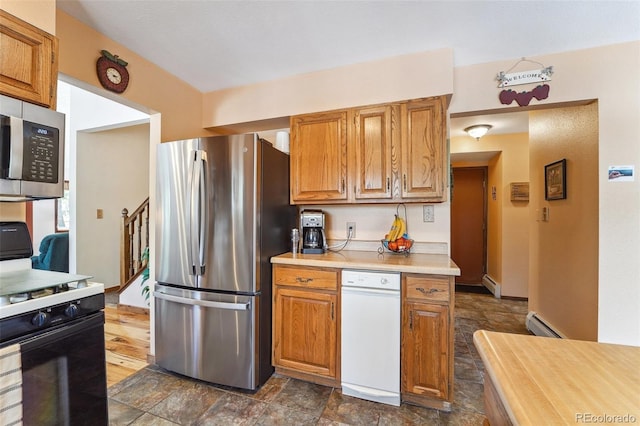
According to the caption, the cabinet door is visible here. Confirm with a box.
[402,301,449,400]
[400,98,446,200]
[0,10,58,108]
[352,105,394,200]
[290,111,348,203]
[273,287,337,378]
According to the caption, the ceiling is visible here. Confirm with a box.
[57,1,639,138]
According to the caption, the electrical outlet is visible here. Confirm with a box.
[347,222,356,238]
[423,205,435,222]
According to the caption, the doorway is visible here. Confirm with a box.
[451,167,487,286]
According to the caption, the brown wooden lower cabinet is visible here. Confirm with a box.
[272,265,340,387]
[272,265,454,408]
[402,302,450,398]
[401,274,454,411]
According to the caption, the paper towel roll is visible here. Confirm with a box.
[275,131,289,154]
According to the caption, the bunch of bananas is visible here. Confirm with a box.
[383,213,413,252]
[385,214,406,242]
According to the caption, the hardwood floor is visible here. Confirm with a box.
[104,304,150,388]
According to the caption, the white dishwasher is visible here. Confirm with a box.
[341,269,401,406]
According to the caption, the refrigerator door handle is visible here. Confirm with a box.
[188,150,199,276]
[189,150,209,279]
[153,291,250,311]
[197,150,209,275]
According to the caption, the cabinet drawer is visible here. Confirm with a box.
[274,265,338,290]
[404,275,450,302]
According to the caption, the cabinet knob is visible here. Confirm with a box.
[296,277,314,284]
[386,177,390,192]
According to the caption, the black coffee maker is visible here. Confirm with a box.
[300,210,326,254]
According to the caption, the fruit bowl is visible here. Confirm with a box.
[380,236,414,254]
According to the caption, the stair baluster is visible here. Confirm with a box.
[120,197,150,291]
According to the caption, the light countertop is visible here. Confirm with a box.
[473,330,640,425]
[271,250,460,276]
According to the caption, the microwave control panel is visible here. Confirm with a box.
[22,120,59,183]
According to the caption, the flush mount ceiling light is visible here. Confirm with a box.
[464,124,493,140]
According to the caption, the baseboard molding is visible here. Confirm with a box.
[482,274,501,298]
[526,311,565,338]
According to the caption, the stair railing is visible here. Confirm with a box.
[120,197,150,290]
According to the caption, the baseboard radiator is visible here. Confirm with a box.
[481,274,501,298]
[526,312,564,338]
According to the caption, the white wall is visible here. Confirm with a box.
[76,124,150,287]
[31,200,56,253]
[202,49,455,129]
[50,81,149,274]
[119,274,149,308]
[319,203,450,254]
[450,43,640,345]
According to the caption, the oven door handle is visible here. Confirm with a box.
[154,291,250,311]
[19,312,104,352]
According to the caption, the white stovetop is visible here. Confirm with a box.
[0,259,104,319]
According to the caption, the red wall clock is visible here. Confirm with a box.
[96,50,130,93]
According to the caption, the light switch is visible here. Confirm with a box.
[423,205,435,222]
[97,209,104,219]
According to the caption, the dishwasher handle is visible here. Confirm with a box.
[154,291,250,311]
[341,286,400,297]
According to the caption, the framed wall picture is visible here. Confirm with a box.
[545,159,566,200]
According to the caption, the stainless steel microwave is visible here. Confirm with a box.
[0,94,65,201]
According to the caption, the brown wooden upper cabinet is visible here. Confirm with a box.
[0,10,59,109]
[290,111,349,202]
[289,96,447,204]
[353,104,394,201]
[400,98,447,200]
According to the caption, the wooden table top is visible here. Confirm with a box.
[473,330,640,425]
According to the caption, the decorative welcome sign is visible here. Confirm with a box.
[496,67,553,88]
[499,84,550,107]
[496,58,554,106]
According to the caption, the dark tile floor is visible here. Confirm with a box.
[107,289,529,425]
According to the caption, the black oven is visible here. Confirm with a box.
[19,311,108,426]
[0,222,108,425]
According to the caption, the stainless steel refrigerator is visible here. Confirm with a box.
[154,134,295,390]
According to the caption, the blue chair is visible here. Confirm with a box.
[31,232,69,273]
